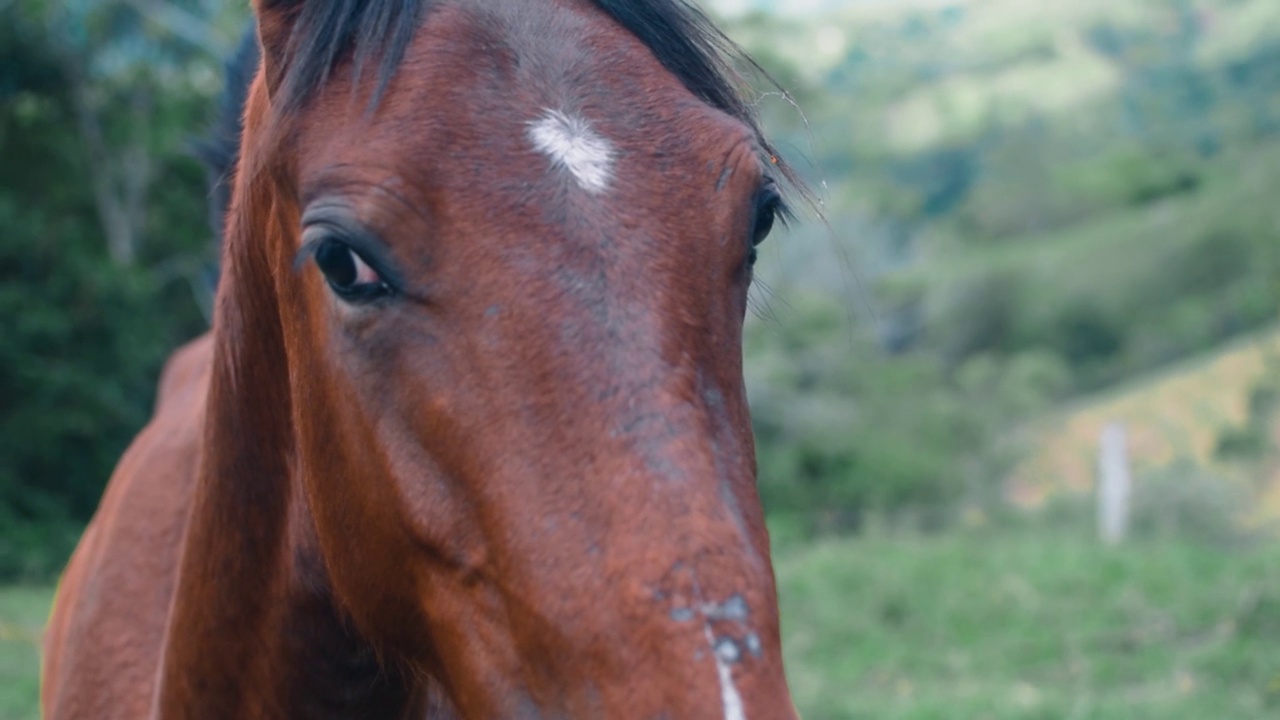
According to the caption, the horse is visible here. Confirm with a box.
[41,1,801,717]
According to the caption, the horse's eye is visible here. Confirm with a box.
[313,239,387,300]
[749,185,784,264]
[752,205,776,249]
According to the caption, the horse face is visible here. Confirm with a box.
[264,1,794,716]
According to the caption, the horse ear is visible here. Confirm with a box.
[252,0,304,99]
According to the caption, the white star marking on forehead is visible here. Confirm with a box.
[527,109,615,194]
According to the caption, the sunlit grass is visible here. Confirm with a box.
[1012,326,1280,507]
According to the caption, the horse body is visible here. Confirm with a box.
[43,1,800,717]
[43,335,211,718]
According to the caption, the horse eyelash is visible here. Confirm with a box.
[759,178,791,226]
[293,237,326,273]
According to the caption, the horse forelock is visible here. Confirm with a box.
[251,0,798,192]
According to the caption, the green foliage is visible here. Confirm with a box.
[1061,146,1203,209]
[747,295,1067,535]
[0,2,217,580]
[1129,460,1255,546]
[1215,366,1280,465]
[0,197,178,579]
[733,0,1280,402]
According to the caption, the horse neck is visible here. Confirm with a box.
[152,81,423,718]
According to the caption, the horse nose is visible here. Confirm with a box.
[495,529,794,718]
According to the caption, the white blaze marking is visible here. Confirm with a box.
[705,626,747,720]
[527,109,614,194]
[716,653,747,720]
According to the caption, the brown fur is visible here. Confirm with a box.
[43,1,798,717]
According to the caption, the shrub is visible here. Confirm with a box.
[0,8,212,580]
[748,296,1062,537]
[1129,460,1254,546]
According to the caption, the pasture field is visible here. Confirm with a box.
[4,529,1279,719]
[778,529,1280,719]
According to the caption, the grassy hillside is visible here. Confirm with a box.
[6,530,1280,719]
[733,0,1280,365]
[726,0,1280,533]
[1012,326,1280,509]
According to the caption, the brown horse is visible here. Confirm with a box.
[42,0,800,717]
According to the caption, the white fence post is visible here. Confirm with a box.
[1097,422,1131,545]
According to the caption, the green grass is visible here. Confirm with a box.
[0,586,50,720]
[5,530,1280,718]
[778,529,1280,719]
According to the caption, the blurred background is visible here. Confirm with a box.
[2,0,1279,717]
